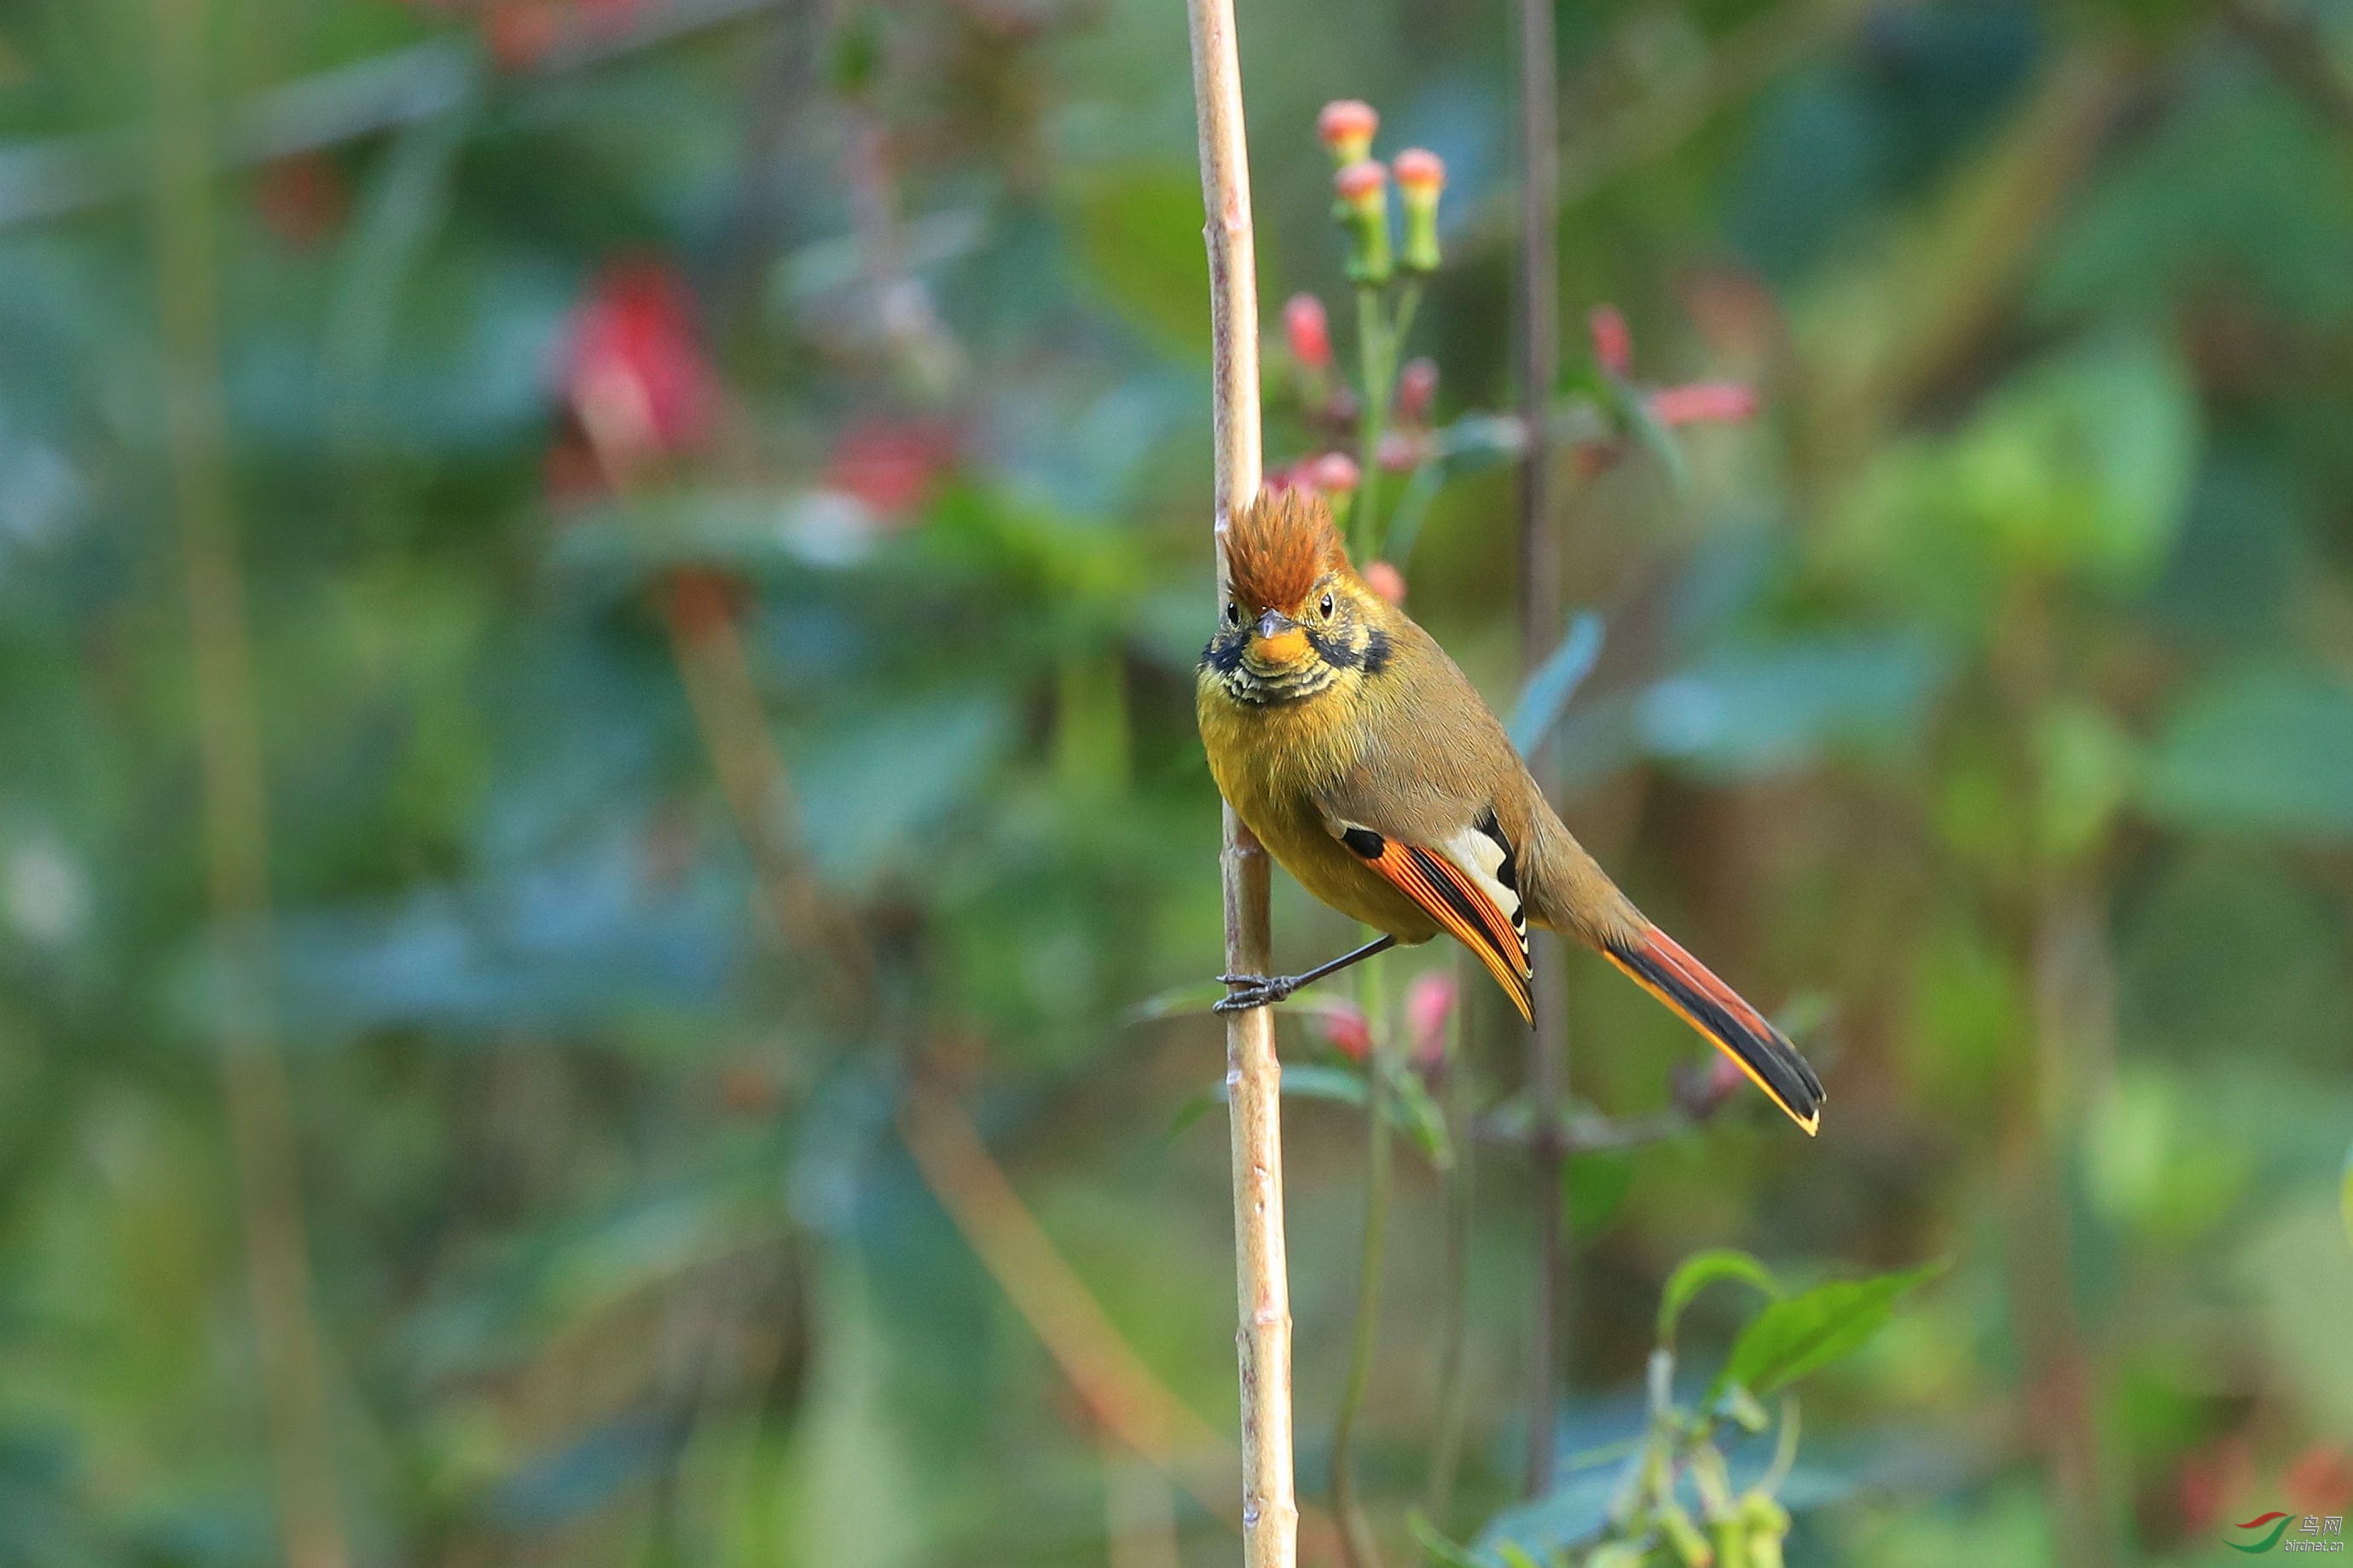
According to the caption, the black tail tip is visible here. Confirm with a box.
[1605,931,1825,1137]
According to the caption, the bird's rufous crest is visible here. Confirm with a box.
[1222,489,1350,614]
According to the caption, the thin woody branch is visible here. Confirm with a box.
[1181,0,1297,1560]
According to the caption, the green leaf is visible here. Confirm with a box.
[1063,165,1217,356]
[1508,612,1606,756]
[1407,1513,1488,1568]
[1707,1260,1945,1403]
[1656,1249,1782,1348]
[1278,1062,1371,1108]
[1123,981,1232,1024]
[1609,370,1691,495]
[2142,664,2353,840]
[1631,633,1948,778]
[1383,1059,1454,1168]
[1473,1468,1623,1562]
[1164,1085,1222,1141]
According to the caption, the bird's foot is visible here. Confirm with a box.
[1214,971,1299,1013]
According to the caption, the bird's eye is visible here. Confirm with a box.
[1226,601,1242,626]
[1319,593,1336,618]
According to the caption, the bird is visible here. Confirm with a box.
[1195,488,1824,1134]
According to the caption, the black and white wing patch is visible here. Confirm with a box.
[1335,807,1533,1025]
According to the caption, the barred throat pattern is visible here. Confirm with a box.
[1199,619,1390,707]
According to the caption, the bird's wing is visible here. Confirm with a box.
[1327,811,1532,1025]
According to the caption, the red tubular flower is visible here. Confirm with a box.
[825,417,957,519]
[1393,148,1445,199]
[559,260,722,477]
[1395,356,1438,422]
[1320,1003,1372,1063]
[1317,99,1379,165]
[1588,304,1633,377]
[1405,970,1458,1069]
[1362,559,1406,605]
[1307,451,1361,495]
[1649,380,1759,427]
[1333,158,1387,212]
[1284,293,1332,372]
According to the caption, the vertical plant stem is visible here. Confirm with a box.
[1330,958,1391,1568]
[1516,0,1568,1502]
[1353,286,1390,558]
[149,5,350,1566]
[1183,2,1295,1561]
[1987,584,2118,1568]
[1427,952,1475,1523]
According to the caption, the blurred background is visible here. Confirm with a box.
[3,0,2352,1563]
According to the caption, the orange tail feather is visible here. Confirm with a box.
[1601,925,1823,1135]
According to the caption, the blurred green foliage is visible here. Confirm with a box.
[0,0,2351,1565]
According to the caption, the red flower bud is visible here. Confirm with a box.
[1317,99,1379,164]
[560,260,722,477]
[253,153,350,252]
[1395,356,1438,422]
[1588,304,1633,377]
[1405,970,1458,1068]
[1307,451,1361,495]
[487,0,562,70]
[1648,380,1759,427]
[2286,1444,2353,1515]
[1284,293,1332,372]
[1320,1003,1372,1062]
[824,417,957,520]
[1334,158,1388,211]
[1362,559,1407,605]
[1393,148,1446,200]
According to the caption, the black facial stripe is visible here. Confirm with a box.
[1202,635,1246,674]
[1306,622,1392,674]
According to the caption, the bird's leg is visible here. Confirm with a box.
[1215,934,1398,1013]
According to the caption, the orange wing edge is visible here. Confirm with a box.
[1340,826,1533,1026]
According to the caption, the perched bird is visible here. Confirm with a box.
[1197,489,1824,1134]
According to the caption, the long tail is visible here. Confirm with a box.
[1598,923,1824,1136]
[1517,794,1825,1133]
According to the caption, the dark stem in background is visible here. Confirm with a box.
[1426,951,1475,1523]
[1329,963,1391,1568]
[149,3,351,1565]
[1515,0,1568,1502]
[2223,0,2353,136]
[1990,586,2122,1568]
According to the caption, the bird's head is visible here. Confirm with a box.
[1203,489,1394,703]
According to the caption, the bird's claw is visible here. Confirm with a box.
[1214,972,1295,1013]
